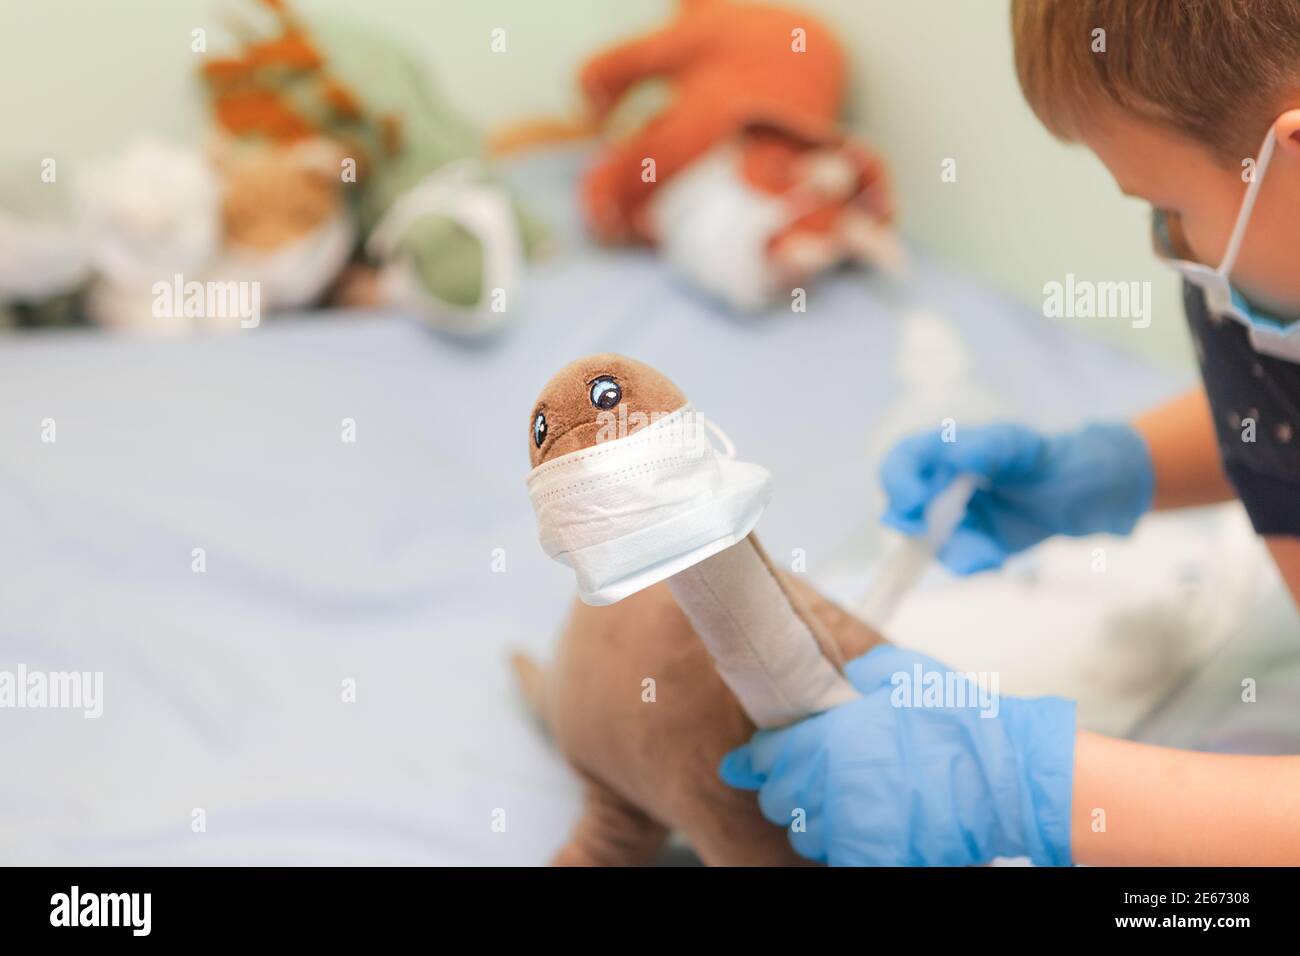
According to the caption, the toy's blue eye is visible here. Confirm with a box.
[533,412,547,448]
[590,377,621,410]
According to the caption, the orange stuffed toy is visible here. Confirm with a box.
[579,0,898,309]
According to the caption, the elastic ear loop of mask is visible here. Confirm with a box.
[702,417,738,459]
[1217,128,1277,276]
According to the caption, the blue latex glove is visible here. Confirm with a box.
[879,422,1154,574]
[719,646,1076,867]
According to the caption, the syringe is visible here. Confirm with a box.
[858,473,981,631]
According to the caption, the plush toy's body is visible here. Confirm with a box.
[516,355,886,865]
[516,569,883,865]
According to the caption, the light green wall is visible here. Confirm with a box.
[0,0,671,211]
[809,0,1190,367]
[0,0,1190,366]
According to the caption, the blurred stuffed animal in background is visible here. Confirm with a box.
[64,134,352,334]
[207,136,355,312]
[74,137,226,333]
[578,0,899,311]
[201,0,547,335]
[2,0,545,336]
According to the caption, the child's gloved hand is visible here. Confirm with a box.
[719,646,1076,867]
[879,422,1154,574]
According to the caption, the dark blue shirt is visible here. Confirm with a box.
[1184,281,1300,537]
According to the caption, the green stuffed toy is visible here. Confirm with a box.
[202,0,546,333]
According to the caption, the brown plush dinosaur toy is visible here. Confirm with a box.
[513,354,887,865]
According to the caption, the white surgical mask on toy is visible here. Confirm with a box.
[648,145,798,312]
[1152,123,1300,362]
[525,404,771,606]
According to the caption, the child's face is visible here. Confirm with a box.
[1080,110,1300,318]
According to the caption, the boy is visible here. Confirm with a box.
[719,0,1300,865]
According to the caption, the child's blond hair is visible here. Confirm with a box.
[1011,0,1300,163]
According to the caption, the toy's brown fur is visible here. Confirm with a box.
[518,354,886,865]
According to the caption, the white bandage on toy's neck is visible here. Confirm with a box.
[668,536,858,728]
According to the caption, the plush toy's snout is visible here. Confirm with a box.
[527,353,688,467]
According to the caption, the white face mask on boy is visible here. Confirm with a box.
[525,405,771,606]
[1152,123,1300,362]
